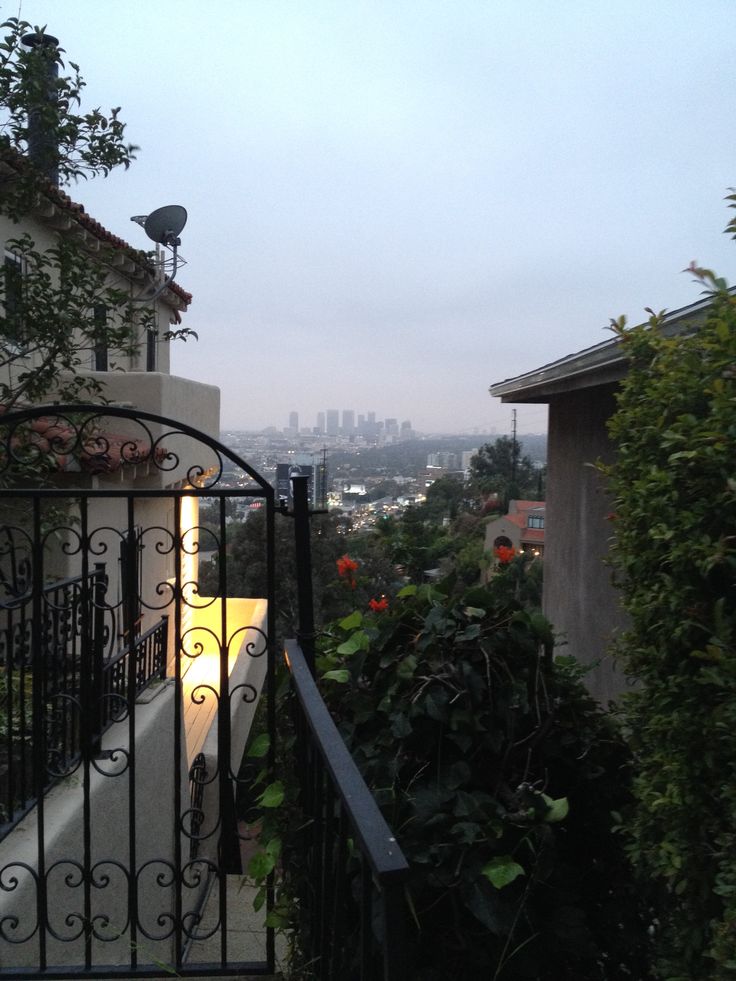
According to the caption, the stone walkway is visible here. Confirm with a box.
[184,874,285,974]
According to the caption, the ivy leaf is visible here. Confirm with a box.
[248,849,276,879]
[258,781,284,808]
[397,584,417,598]
[457,623,481,641]
[542,794,569,822]
[323,668,350,684]
[339,610,363,631]
[396,653,417,679]
[463,606,487,619]
[482,855,525,889]
[253,885,266,912]
[247,732,270,758]
[266,910,289,929]
[337,630,369,655]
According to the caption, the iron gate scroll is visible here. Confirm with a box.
[0,405,276,978]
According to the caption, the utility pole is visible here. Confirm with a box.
[511,409,519,488]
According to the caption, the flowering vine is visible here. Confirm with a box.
[494,545,516,565]
[336,554,359,589]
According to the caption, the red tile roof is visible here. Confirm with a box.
[504,513,527,529]
[520,528,545,544]
[509,499,545,513]
[0,146,192,307]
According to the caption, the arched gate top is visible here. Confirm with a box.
[0,403,274,496]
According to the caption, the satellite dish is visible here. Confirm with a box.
[142,205,187,247]
[128,204,188,302]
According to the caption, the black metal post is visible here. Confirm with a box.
[91,563,106,752]
[291,473,316,676]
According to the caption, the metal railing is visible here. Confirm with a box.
[0,565,168,836]
[99,615,168,729]
[284,639,409,981]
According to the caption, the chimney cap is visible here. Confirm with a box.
[21,32,59,49]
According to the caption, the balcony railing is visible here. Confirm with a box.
[284,639,409,981]
[0,567,168,837]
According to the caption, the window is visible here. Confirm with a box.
[527,515,545,529]
[146,326,157,372]
[2,251,25,350]
[93,303,108,371]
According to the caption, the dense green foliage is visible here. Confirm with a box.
[605,269,736,977]
[314,578,648,979]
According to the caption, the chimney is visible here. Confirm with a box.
[21,31,60,186]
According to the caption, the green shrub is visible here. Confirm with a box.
[316,579,649,979]
[605,270,736,977]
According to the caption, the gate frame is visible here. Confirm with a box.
[0,403,278,978]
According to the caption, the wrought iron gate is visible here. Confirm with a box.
[0,405,277,978]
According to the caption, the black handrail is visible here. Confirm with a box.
[284,638,409,981]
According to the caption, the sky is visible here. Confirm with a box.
[5,0,736,434]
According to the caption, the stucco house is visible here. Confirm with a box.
[490,296,711,704]
[484,499,545,561]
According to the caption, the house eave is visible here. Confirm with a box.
[490,293,715,404]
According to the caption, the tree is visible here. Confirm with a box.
[469,436,538,503]
[0,18,152,413]
[423,474,465,519]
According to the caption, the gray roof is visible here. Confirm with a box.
[490,294,713,403]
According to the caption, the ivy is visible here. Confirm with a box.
[605,258,736,977]
[312,579,649,979]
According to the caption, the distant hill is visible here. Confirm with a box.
[329,434,546,478]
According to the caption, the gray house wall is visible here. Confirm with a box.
[544,383,627,704]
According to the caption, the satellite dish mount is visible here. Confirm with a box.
[130,205,188,302]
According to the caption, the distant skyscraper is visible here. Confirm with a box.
[342,410,355,435]
[385,418,399,436]
[326,409,339,436]
[289,411,298,431]
[316,411,325,434]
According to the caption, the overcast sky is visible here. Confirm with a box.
[7,0,736,434]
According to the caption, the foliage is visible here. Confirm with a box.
[0,233,142,411]
[0,17,167,420]
[469,436,540,503]
[199,509,400,646]
[423,473,465,519]
[313,580,649,979]
[0,17,137,208]
[604,266,736,978]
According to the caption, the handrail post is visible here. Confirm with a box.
[291,474,316,676]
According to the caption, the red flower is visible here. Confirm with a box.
[494,545,516,565]
[369,597,388,612]
[337,554,359,578]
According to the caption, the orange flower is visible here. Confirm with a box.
[494,545,516,565]
[369,597,388,612]
[337,554,359,577]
